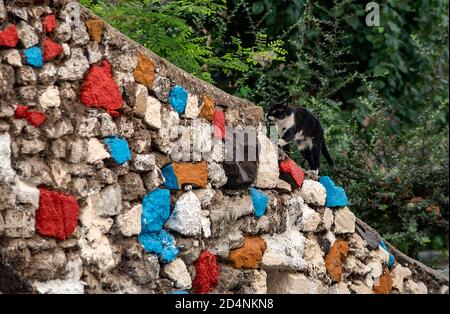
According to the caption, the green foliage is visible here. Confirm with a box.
[81,0,449,260]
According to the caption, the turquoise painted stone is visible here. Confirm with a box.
[169,85,188,113]
[320,176,348,207]
[138,230,179,263]
[141,189,171,233]
[162,164,179,190]
[379,240,395,268]
[249,187,268,218]
[24,46,43,68]
[104,136,131,164]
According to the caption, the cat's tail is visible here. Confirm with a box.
[322,140,334,166]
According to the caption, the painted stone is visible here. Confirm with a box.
[165,190,203,236]
[43,37,63,61]
[104,136,131,164]
[320,176,348,207]
[0,25,19,48]
[24,46,43,68]
[279,158,305,189]
[379,240,395,268]
[138,230,179,263]
[249,188,268,218]
[199,95,215,121]
[228,236,266,269]
[35,188,79,241]
[141,189,171,233]
[161,164,180,190]
[80,60,124,116]
[325,239,349,282]
[213,109,226,140]
[192,250,220,294]
[43,15,56,33]
[373,269,393,294]
[162,162,209,190]
[133,53,155,89]
[169,85,188,113]
[85,19,105,43]
[15,105,46,127]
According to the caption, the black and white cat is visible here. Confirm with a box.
[266,103,334,171]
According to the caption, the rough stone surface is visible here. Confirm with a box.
[228,236,266,269]
[165,190,203,236]
[334,207,356,234]
[162,258,192,290]
[299,179,326,206]
[255,132,280,189]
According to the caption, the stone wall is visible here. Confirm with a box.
[0,0,447,294]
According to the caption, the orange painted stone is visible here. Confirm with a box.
[85,19,105,43]
[228,236,267,269]
[324,239,349,282]
[373,269,393,294]
[199,96,215,122]
[134,53,155,89]
[173,161,208,189]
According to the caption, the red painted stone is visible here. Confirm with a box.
[43,37,63,61]
[0,25,19,48]
[36,188,79,241]
[279,158,305,189]
[213,109,226,140]
[43,15,57,33]
[14,106,46,127]
[192,250,220,294]
[80,60,124,116]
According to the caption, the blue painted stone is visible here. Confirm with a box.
[162,164,179,190]
[320,176,348,207]
[169,85,188,113]
[379,240,395,268]
[170,290,189,295]
[138,230,179,263]
[141,189,171,233]
[24,46,43,68]
[104,136,131,164]
[249,188,268,218]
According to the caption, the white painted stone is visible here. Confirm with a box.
[0,133,16,182]
[17,21,39,48]
[2,49,22,67]
[162,258,192,289]
[391,264,412,292]
[185,94,200,119]
[298,203,321,232]
[39,86,60,109]
[116,204,142,237]
[86,138,110,164]
[165,190,202,236]
[58,48,89,81]
[207,161,227,188]
[404,280,428,294]
[299,179,326,206]
[62,43,71,57]
[13,178,40,208]
[334,206,356,234]
[367,259,383,284]
[255,131,280,189]
[261,229,307,271]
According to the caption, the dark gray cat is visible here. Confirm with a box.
[266,103,334,171]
